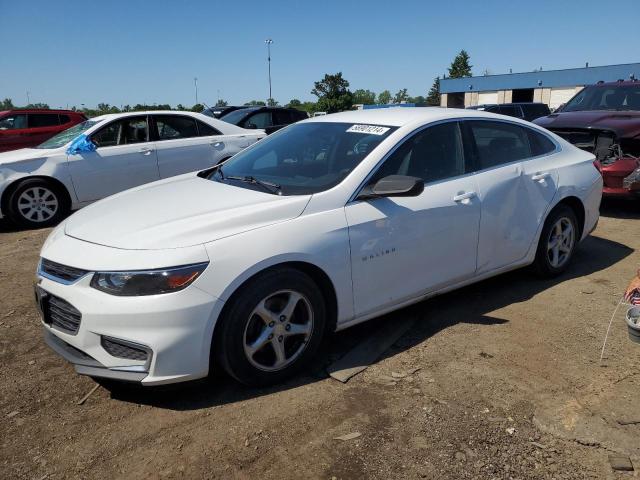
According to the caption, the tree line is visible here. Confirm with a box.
[1,50,472,117]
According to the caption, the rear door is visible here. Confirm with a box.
[67,115,159,201]
[464,120,559,273]
[27,113,64,145]
[152,114,228,177]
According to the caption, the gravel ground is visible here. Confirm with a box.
[1,198,639,479]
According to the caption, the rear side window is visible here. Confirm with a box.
[497,105,521,118]
[0,114,27,130]
[522,104,550,120]
[528,130,556,156]
[155,115,198,140]
[467,120,532,169]
[196,120,221,136]
[59,114,70,124]
[29,114,60,128]
[273,110,293,125]
[243,111,272,129]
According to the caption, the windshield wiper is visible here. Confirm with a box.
[224,174,282,195]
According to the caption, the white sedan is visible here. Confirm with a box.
[0,111,264,228]
[36,107,602,386]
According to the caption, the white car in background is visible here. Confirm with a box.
[0,111,264,227]
[36,108,602,387]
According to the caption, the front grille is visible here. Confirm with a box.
[45,294,82,335]
[101,337,149,361]
[40,258,89,283]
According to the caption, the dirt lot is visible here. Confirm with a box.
[1,198,639,479]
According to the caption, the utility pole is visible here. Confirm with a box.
[265,39,273,104]
[194,77,198,105]
[26,91,31,105]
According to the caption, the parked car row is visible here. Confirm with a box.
[0,109,87,152]
[0,111,264,227]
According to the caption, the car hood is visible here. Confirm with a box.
[534,110,640,138]
[0,147,60,167]
[64,174,312,250]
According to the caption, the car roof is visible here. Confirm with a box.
[592,80,640,87]
[304,107,505,127]
[2,109,82,115]
[92,110,211,122]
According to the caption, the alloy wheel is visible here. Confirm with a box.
[17,186,59,223]
[546,217,575,268]
[243,290,314,372]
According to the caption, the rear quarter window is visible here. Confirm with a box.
[527,130,556,156]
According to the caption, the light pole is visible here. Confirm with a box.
[265,39,273,104]
[194,77,198,105]
[26,91,31,105]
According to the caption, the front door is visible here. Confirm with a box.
[67,115,159,202]
[346,121,480,317]
[465,120,559,273]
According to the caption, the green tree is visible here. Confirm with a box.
[353,89,376,105]
[408,95,426,104]
[267,98,279,107]
[191,103,204,112]
[25,103,50,109]
[311,72,353,113]
[1,98,15,109]
[176,104,187,111]
[287,99,302,108]
[393,88,409,104]
[244,100,266,106]
[377,90,392,104]
[215,99,228,107]
[426,76,441,106]
[448,50,472,78]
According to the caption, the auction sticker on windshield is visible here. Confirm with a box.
[346,124,391,135]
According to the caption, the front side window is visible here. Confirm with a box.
[92,116,148,147]
[29,114,60,128]
[37,120,100,149]
[0,114,27,130]
[244,111,272,129]
[468,120,531,169]
[370,121,465,185]
[212,122,397,195]
[154,115,198,140]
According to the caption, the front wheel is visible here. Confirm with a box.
[6,179,68,228]
[215,268,326,386]
[533,205,579,277]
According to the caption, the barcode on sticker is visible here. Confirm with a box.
[346,124,390,135]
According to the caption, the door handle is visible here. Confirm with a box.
[453,191,476,202]
[211,141,225,149]
[139,147,154,155]
[532,172,551,182]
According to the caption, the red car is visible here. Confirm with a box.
[534,80,640,197]
[0,109,87,153]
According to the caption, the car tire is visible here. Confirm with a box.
[6,178,68,229]
[533,204,579,278]
[215,267,326,386]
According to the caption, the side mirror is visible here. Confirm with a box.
[66,134,97,155]
[245,123,258,129]
[357,175,424,200]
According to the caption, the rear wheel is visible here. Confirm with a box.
[533,204,578,277]
[215,268,326,386]
[6,179,68,228]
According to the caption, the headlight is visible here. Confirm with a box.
[90,263,209,296]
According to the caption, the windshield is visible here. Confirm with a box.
[562,84,640,112]
[219,108,252,125]
[211,122,397,195]
[36,120,100,149]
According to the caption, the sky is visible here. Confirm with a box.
[1,0,639,109]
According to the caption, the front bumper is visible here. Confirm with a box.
[38,270,225,386]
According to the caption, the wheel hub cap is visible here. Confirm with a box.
[243,290,313,372]
[547,217,574,268]
[17,187,58,223]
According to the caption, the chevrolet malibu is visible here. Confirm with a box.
[36,108,602,386]
[0,110,264,228]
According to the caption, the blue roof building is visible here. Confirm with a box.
[439,62,640,109]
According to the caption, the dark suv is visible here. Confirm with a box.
[534,80,640,197]
[201,105,248,119]
[0,109,87,152]
[219,107,308,134]
[467,102,550,122]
